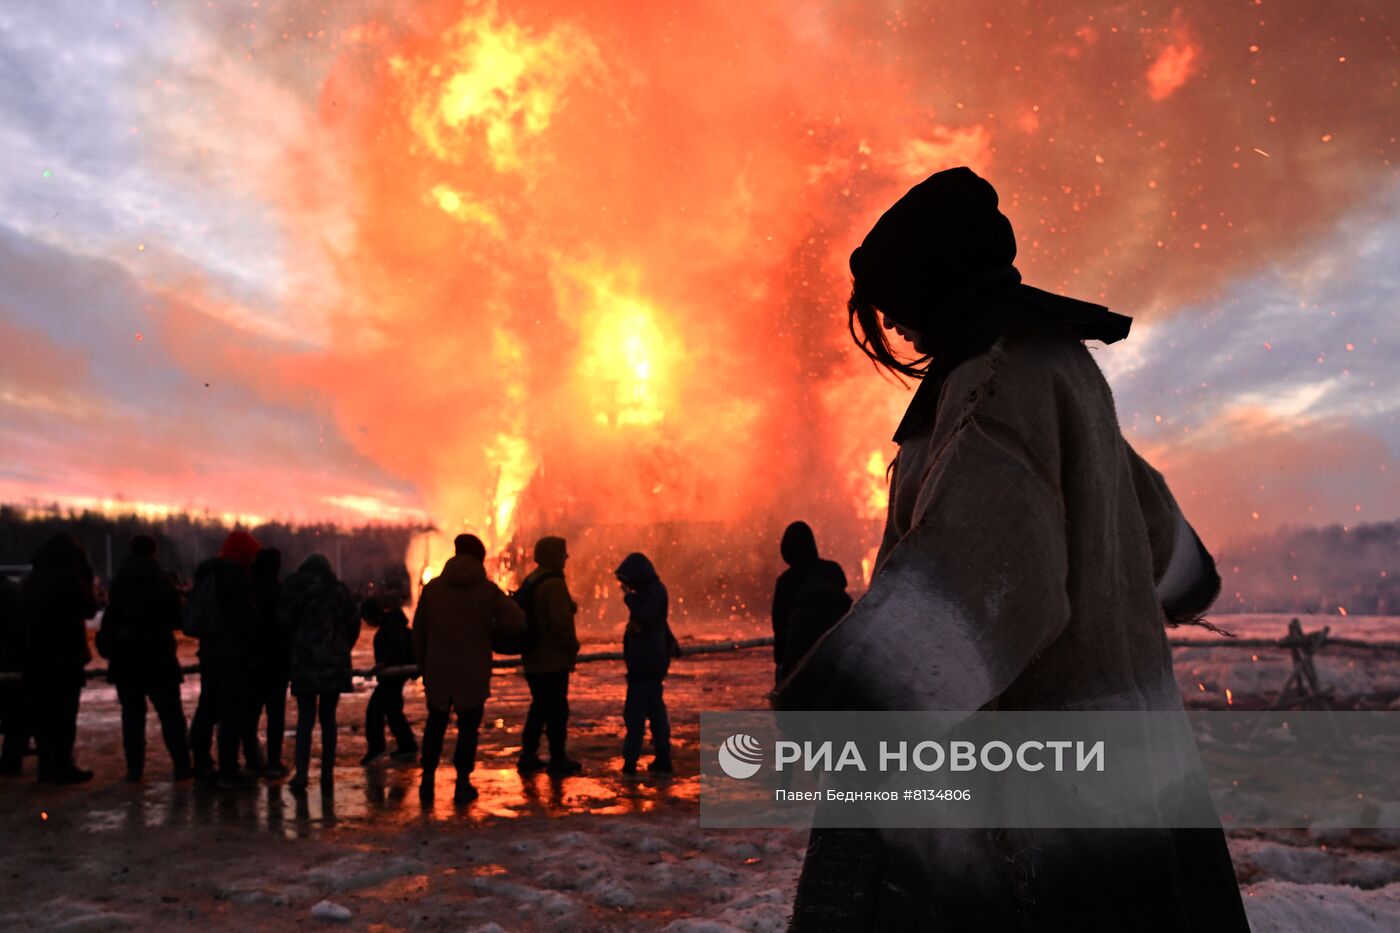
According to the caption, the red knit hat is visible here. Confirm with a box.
[218,530,261,564]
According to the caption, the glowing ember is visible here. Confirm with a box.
[1146,40,1200,101]
[429,183,500,230]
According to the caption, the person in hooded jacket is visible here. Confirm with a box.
[774,166,1247,931]
[282,553,360,791]
[517,536,582,776]
[771,522,852,684]
[21,534,99,784]
[187,530,261,789]
[616,552,677,776]
[360,583,419,766]
[413,534,525,803]
[245,547,288,776]
[0,574,28,776]
[96,535,191,782]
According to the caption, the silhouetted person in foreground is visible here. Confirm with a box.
[517,536,582,776]
[97,535,191,782]
[360,583,418,765]
[413,534,524,804]
[247,547,289,777]
[770,522,851,685]
[22,534,98,784]
[0,574,28,776]
[283,553,359,791]
[774,166,1246,930]
[616,553,677,776]
[187,530,261,789]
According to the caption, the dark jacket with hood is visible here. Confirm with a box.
[521,537,580,675]
[283,554,360,696]
[413,555,524,710]
[21,535,98,683]
[616,553,675,683]
[97,553,184,687]
[771,522,850,672]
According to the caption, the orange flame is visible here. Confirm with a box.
[201,0,1400,611]
[391,1,599,172]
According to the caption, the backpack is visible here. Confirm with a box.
[496,571,562,656]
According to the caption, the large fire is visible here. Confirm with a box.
[181,0,1400,615]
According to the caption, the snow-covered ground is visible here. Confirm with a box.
[1,614,1398,930]
[1174,614,1400,708]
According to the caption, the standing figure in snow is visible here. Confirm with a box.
[770,522,852,685]
[775,167,1247,929]
[21,534,98,784]
[187,531,261,789]
[247,547,289,776]
[0,574,29,776]
[282,553,360,791]
[360,582,419,766]
[516,536,582,776]
[413,534,524,803]
[97,535,191,782]
[616,552,677,776]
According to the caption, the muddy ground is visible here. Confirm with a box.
[3,616,1400,930]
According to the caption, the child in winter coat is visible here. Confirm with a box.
[360,592,418,764]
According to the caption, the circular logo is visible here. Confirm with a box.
[717,733,764,780]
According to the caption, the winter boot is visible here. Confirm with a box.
[516,755,548,774]
[216,769,256,791]
[547,757,583,776]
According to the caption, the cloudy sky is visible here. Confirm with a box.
[0,0,1396,553]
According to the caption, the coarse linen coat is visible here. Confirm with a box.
[776,315,1248,930]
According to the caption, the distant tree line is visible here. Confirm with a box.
[1217,520,1399,615]
[5,505,1392,617]
[0,505,422,592]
